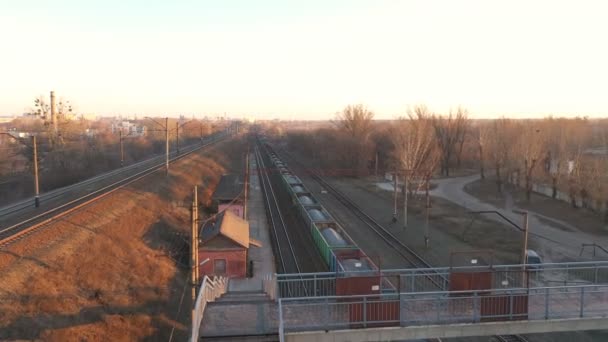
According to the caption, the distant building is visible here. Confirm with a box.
[199,211,261,278]
[111,120,147,137]
[211,174,245,218]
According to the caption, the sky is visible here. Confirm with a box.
[1,0,607,119]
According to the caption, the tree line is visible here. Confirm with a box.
[286,104,608,220]
[0,94,218,205]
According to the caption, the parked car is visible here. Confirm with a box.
[527,249,543,269]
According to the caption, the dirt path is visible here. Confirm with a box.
[430,174,608,262]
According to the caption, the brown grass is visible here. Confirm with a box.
[0,138,246,341]
[466,177,608,236]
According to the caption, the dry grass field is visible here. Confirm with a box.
[0,138,246,341]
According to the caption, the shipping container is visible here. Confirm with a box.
[335,249,379,277]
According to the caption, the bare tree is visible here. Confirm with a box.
[477,122,492,179]
[432,107,470,176]
[487,118,515,193]
[334,104,375,176]
[513,124,545,201]
[390,105,440,227]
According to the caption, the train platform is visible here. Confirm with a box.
[228,151,276,291]
[200,151,277,338]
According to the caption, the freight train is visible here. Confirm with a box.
[261,142,393,297]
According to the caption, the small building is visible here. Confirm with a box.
[212,174,245,218]
[111,120,147,137]
[199,211,261,278]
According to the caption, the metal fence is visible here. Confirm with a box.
[278,284,608,335]
[277,261,608,298]
[277,272,336,298]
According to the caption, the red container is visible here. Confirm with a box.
[480,294,528,322]
[449,271,492,294]
[348,298,400,328]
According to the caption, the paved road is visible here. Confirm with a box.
[430,174,608,262]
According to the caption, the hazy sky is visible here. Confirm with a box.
[1,0,607,119]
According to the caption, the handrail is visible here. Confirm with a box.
[190,275,229,342]
[263,274,277,300]
[278,283,608,302]
[277,260,608,278]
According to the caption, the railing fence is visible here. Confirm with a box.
[190,276,228,342]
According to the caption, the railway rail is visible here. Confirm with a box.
[0,133,229,247]
[0,137,220,219]
[276,150,442,277]
[275,145,529,342]
[253,146,302,274]
[496,335,529,342]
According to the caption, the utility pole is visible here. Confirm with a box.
[32,135,40,207]
[392,171,398,222]
[191,185,199,331]
[200,122,204,145]
[119,130,124,167]
[403,172,408,229]
[191,185,199,302]
[244,147,249,219]
[176,121,180,155]
[165,117,169,176]
[374,152,378,181]
[424,176,430,248]
[514,210,529,287]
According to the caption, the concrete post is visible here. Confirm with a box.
[194,185,199,283]
[191,185,199,314]
[403,172,408,229]
[119,130,124,167]
[165,117,169,176]
[244,147,249,219]
[424,176,430,248]
[375,152,378,180]
[521,212,529,287]
[176,121,180,155]
[393,172,398,222]
[32,135,40,207]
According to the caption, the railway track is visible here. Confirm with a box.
[276,147,529,342]
[0,134,229,247]
[253,146,302,274]
[277,150,439,269]
[495,335,529,342]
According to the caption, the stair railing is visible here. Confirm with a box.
[190,275,229,341]
[262,273,277,301]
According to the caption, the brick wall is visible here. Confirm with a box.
[199,248,247,278]
[218,203,244,219]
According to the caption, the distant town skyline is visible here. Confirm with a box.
[1,0,607,119]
